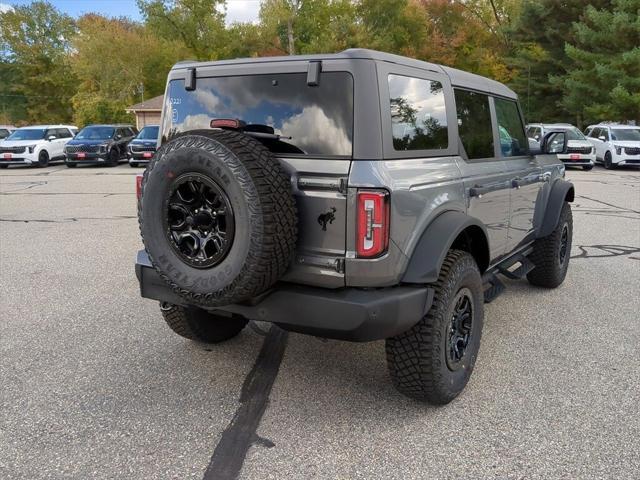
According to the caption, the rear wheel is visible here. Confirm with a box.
[527,202,572,288]
[38,150,49,167]
[160,303,248,343]
[386,250,484,404]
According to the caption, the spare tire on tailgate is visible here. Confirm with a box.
[139,129,297,308]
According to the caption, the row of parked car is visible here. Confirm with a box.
[526,122,640,170]
[0,124,159,169]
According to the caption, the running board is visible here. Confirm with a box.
[482,247,534,303]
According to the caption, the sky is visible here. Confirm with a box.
[0,0,261,24]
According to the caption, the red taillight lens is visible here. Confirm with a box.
[356,190,390,258]
[136,174,143,200]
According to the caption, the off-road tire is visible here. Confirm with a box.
[161,304,248,343]
[386,250,484,404]
[38,150,49,167]
[582,165,593,171]
[140,129,297,308]
[604,152,613,169]
[527,202,572,288]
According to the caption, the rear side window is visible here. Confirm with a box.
[454,89,494,160]
[164,72,354,156]
[494,98,528,157]
[388,74,448,151]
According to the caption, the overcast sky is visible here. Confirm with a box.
[0,1,261,24]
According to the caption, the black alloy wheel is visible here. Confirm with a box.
[165,173,235,269]
[446,288,474,371]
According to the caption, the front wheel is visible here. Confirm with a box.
[582,165,593,171]
[65,162,77,168]
[129,162,138,168]
[161,304,248,343]
[108,149,119,167]
[38,150,49,167]
[604,152,614,169]
[386,250,484,404]
[527,202,572,288]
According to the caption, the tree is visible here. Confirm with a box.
[0,1,77,123]
[70,14,188,125]
[258,0,358,55]
[417,0,514,83]
[137,0,227,60]
[356,0,429,57]
[507,0,612,123]
[558,0,640,125]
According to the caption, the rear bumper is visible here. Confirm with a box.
[135,250,433,342]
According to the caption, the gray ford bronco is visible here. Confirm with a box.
[136,49,574,404]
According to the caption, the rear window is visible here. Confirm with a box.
[163,72,354,156]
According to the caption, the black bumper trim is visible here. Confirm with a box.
[135,250,433,342]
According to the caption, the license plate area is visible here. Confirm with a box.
[77,153,86,159]
[3,153,11,159]
[143,152,152,158]
[570,154,580,161]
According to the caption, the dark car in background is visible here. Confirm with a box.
[128,125,159,168]
[64,124,137,168]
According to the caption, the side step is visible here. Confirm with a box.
[482,248,535,303]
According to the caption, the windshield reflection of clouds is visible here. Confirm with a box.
[167,73,353,156]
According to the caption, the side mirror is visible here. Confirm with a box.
[115,134,122,140]
[47,135,56,141]
[598,136,606,141]
[534,134,540,141]
[541,131,568,154]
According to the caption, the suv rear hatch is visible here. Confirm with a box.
[161,68,354,288]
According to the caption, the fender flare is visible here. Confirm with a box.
[402,210,489,284]
[538,179,574,238]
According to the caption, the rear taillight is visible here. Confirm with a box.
[136,174,143,200]
[356,190,390,258]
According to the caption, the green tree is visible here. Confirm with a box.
[258,0,358,55]
[70,14,188,125]
[507,0,611,123]
[0,1,77,124]
[137,0,226,60]
[558,0,640,124]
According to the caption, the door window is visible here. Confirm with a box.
[55,128,72,138]
[601,129,610,141]
[494,98,528,157]
[454,89,494,160]
[387,74,448,151]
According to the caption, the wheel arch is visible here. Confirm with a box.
[538,179,574,238]
[402,210,490,284]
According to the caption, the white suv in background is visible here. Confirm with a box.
[585,123,640,169]
[527,123,596,170]
[0,125,16,140]
[0,125,78,168]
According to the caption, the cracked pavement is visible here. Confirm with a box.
[1,163,639,479]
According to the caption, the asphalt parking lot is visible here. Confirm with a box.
[1,163,639,479]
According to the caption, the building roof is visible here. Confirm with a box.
[126,95,164,113]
